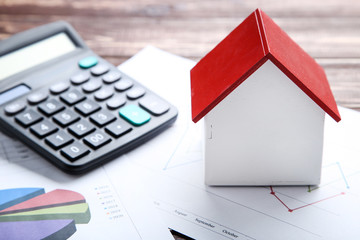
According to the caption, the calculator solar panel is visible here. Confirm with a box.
[0,21,178,174]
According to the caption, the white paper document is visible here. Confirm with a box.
[0,126,173,239]
[117,46,360,240]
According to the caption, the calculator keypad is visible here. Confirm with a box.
[68,119,95,138]
[27,91,49,105]
[30,119,58,138]
[89,110,116,127]
[119,105,151,126]
[82,79,102,93]
[70,72,90,85]
[91,64,110,76]
[50,82,70,94]
[45,130,74,150]
[53,109,80,127]
[75,99,101,116]
[84,130,111,149]
[15,109,43,127]
[38,99,65,116]
[5,101,26,115]
[105,120,132,138]
[94,87,114,101]
[103,71,121,84]
[1,57,177,174]
[61,142,90,162]
[60,89,86,105]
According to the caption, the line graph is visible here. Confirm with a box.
[270,186,345,212]
[308,162,350,192]
[163,123,203,171]
[268,161,355,212]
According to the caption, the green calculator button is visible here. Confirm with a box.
[119,105,150,126]
[78,56,98,69]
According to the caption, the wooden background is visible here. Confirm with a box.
[0,0,359,239]
[1,0,360,111]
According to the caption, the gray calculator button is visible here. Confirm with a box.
[114,78,133,91]
[106,95,126,109]
[68,119,96,138]
[74,99,101,116]
[5,101,26,115]
[50,82,70,94]
[83,130,111,150]
[90,110,116,127]
[105,120,132,138]
[90,64,110,76]
[139,95,170,116]
[38,99,65,116]
[70,72,90,85]
[61,142,90,162]
[60,89,86,105]
[94,87,114,101]
[126,87,146,100]
[45,130,73,150]
[53,109,80,127]
[103,71,122,84]
[27,91,48,105]
[15,109,43,127]
[30,119,58,138]
[82,79,102,93]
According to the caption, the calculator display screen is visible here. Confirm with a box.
[0,32,77,81]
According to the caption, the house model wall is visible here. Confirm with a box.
[190,9,341,186]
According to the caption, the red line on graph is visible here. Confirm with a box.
[270,186,345,213]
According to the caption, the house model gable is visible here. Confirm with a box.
[191,8,341,123]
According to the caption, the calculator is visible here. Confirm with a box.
[0,21,178,174]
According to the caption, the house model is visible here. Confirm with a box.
[190,9,341,186]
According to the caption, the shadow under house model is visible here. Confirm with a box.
[190,9,341,186]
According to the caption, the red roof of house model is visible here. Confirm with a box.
[190,8,341,123]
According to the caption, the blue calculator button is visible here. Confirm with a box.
[119,105,150,126]
[78,56,98,69]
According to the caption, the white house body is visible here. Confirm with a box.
[204,60,325,185]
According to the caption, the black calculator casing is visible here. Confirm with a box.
[0,21,178,174]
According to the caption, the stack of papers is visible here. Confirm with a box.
[1,46,360,239]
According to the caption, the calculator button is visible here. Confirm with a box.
[15,109,43,127]
[119,105,151,126]
[139,95,170,116]
[106,95,126,110]
[38,99,65,116]
[82,79,102,93]
[61,142,90,162]
[90,64,110,76]
[30,119,58,138]
[127,87,146,100]
[83,130,111,150]
[90,110,116,127]
[79,56,98,69]
[114,79,133,91]
[45,130,74,150]
[50,82,70,94]
[103,71,122,84]
[70,72,90,85]
[5,101,26,115]
[94,87,114,101]
[105,120,132,138]
[60,89,86,105]
[74,99,101,116]
[53,109,80,127]
[68,119,96,138]
[27,91,48,105]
